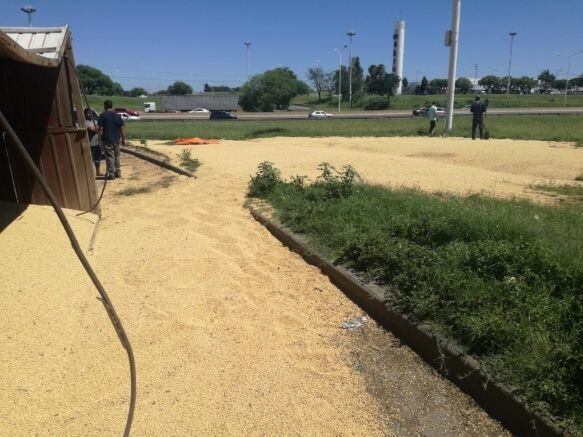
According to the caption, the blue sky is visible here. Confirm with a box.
[2,0,582,92]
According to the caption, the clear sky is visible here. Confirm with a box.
[2,0,582,92]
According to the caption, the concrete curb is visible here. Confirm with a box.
[120,146,196,178]
[249,206,567,437]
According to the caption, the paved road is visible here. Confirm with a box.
[140,107,583,121]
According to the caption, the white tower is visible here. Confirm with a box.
[392,20,405,95]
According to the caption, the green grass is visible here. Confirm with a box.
[84,95,158,112]
[117,186,152,196]
[125,115,583,144]
[84,93,583,114]
[249,163,583,433]
[292,93,583,110]
[531,182,583,198]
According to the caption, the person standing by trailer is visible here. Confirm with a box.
[98,100,125,179]
[427,101,438,136]
[470,96,486,140]
[84,108,102,176]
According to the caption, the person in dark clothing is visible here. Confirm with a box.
[470,96,486,140]
[98,100,125,179]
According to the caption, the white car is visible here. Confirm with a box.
[118,112,141,121]
[308,110,334,119]
[188,108,210,113]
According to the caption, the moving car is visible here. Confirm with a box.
[188,108,210,113]
[117,112,141,121]
[308,110,334,119]
[210,111,238,120]
[412,106,446,117]
[115,107,140,117]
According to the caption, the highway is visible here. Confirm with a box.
[140,107,583,122]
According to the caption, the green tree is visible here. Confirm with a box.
[111,82,124,96]
[295,80,311,96]
[455,77,473,94]
[77,65,122,95]
[538,69,556,92]
[429,78,448,94]
[364,64,400,105]
[129,87,147,97]
[401,77,409,92]
[307,67,325,102]
[416,76,429,94]
[349,56,365,102]
[167,81,193,95]
[479,75,502,94]
[515,76,537,94]
[332,65,350,101]
[553,79,567,91]
[239,67,306,112]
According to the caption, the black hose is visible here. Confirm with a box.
[0,109,136,436]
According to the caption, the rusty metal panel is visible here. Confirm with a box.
[0,30,98,212]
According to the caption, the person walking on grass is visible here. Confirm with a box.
[470,95,486,140]
[427,101,438,136]
[98,100,125,180]
[84,108,103,176]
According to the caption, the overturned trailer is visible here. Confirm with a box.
[160,94,238,112]
[0,26,98,212]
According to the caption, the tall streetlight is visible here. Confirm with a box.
[244,41,251,80]
[334,45,348,112]
[445,0,461,133]
[564,50,583,107]
[347,31,357,108]
[21,5,36,27]
[506,32,517,97]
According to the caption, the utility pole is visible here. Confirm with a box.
[474,64,478,93]
[445,0,461,133]
[334,45,347,112]
[347,31,356,108]
[21,5,36,27]
[564,50,583,108]
[506,32,517,98]
[244,41,251,80]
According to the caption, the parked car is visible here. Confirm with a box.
[188,108,210,113]
[115,107,140,117]
[412,106,446,117]
[210,111,238,120]
[308,110,334,119]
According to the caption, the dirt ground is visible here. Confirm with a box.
[3,135,579,435]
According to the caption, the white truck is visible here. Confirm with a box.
[143,101,157,113]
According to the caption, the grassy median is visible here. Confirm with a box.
[249,162,583,432]
[125,115,583,145]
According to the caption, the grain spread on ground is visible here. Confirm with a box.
[4,135,578,435]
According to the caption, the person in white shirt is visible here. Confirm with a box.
[427,102,438,136]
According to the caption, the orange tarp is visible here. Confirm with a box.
[174,137,220,145]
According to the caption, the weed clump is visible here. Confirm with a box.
[248,161,282,197]
[178,148,201,173]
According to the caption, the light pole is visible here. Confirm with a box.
[564,50,583,107]
[506,32,517,98]
[347,31,356,108]
[244,41,251,80]
[445,0,461,133]
[21,5,36,27]
[334,45,347,112]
